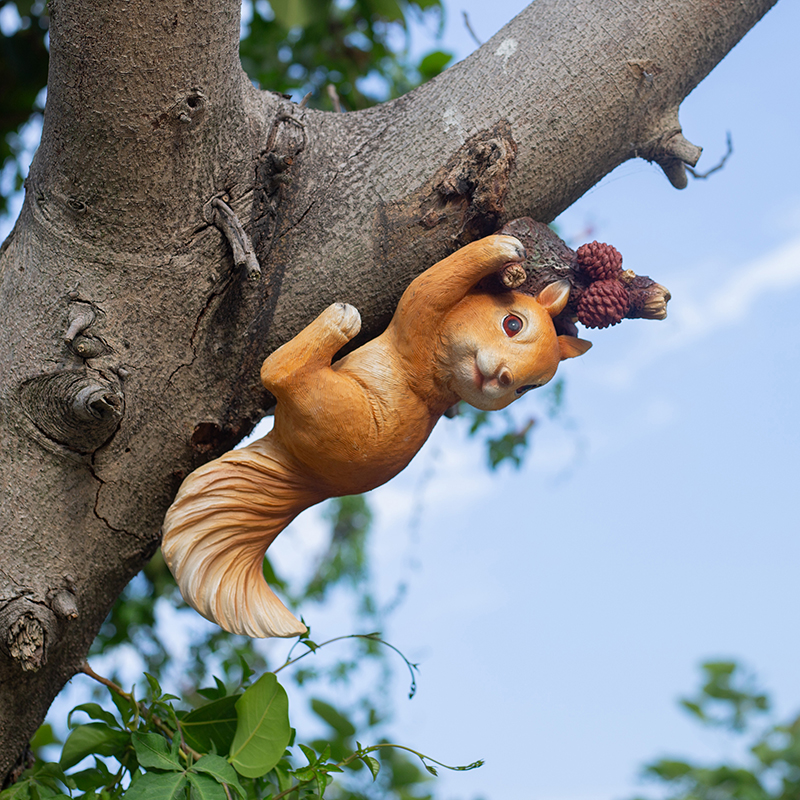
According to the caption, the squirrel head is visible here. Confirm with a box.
[436,280,591,410]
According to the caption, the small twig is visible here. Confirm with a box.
[462,11,482,46]
[79,661,203,761]
[298,91,313,108]
[270,781,304,800]
[104,766,125,794]
[176,719,195,766]
[274,633,419,698]
[326,84,343,113]
[211,197,262,281]
[687,132,733,179]
[80,661,126,696]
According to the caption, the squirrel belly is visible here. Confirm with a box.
[161,435,325,638]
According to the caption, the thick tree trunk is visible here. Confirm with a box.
[0,0,778,777]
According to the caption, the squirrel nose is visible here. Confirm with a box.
[498,368,513,387]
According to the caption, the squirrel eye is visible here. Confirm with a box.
[502,314,523,337]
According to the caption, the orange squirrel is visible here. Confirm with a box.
[161,235,591,638]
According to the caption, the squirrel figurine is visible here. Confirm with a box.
[161,235,591,638]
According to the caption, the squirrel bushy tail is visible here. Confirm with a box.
[161,436,322,638]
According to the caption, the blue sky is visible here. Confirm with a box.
[4,2,798,798]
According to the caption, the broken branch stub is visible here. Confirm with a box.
[211,197,262,282]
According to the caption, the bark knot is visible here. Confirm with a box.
[0,599,57,673]
[19,370,125,453]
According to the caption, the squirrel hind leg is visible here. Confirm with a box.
[261,303,362,392]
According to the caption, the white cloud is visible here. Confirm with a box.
[599,233,800,388]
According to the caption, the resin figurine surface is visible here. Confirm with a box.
[161,235,590,638]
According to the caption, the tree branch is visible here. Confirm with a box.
[0,0,779,778]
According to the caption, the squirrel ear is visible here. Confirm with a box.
[536,280,571,317]
[558,335,592,360]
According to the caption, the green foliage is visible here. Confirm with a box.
[0,0,48,216]
[239,0,452,111]
[634,661,800,800]
[180,695,240,755]
[229,673,291,777]
[679,660,770,731]
[2,639,478,800]
[305,494,373,601]
[459,378,567,470]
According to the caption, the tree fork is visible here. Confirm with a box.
[0,0,779,778]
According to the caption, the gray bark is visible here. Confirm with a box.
[0,0,778,778]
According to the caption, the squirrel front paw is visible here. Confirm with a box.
[492,235,526,263]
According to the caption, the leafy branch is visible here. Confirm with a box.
[2,637,476,800]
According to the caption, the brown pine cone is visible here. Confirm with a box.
[576,241,623,281]
[577,279,631,329]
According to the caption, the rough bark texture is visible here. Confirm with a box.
[0,0,778,777]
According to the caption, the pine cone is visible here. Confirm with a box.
[576,241,623,281]
[577,279,630,329]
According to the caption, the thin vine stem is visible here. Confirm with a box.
[348,742,484,773]
[274,633,419,698]
[268,741,483,800]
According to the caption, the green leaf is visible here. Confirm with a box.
[680,700,706,720]
[647,759,693,780]
[144,673,162,700]
[71,760,116,793]
[0,781,31,798]
[418,50,452,81]
[187,772,227,800]
[30,724,61,753]
[704,661,737,676]
[109,690,136,728]
[425,764,438,776]
[59,723,130,770]
[269,0,316,29]
[362,755,380,781]
[182,695,241,755]
[310,699,356,738]
[299,744,317,765]
[132,732,182,771]
[191,755,246,799]
[229,673,291,778]
[238,657,254,685]
[170,728,182,761]
[369,0,404,22]
[67,703,121,730]
[123,772,188,800]
[30,763,75,790]
[197,677,228,702]
[292,766,316,782]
